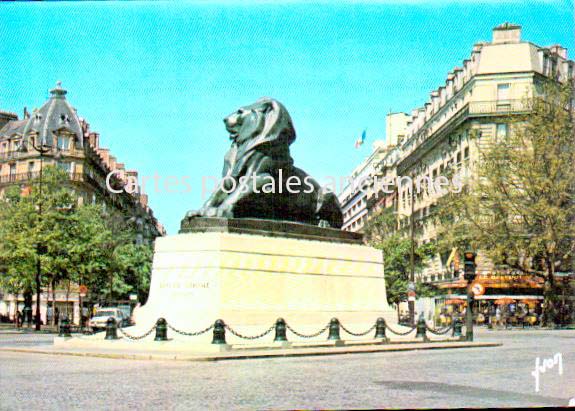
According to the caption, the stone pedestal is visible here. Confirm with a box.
[133,218,396,343]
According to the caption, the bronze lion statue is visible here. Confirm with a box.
[186,97,343,228]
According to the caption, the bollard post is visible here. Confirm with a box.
[453,318,463,339]
[274,318,288,342]
[58,315,71,338]
[105,317,119,340]
[155,318,168,341]
[374,317,388,342]
[415,313,428,342]
[212,319,226,344]
[327,318,341,341]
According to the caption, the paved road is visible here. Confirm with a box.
[0,331,53,347]
[0,329,573,409]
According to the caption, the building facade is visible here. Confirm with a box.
[339,113,409,232]
[0,82,165,325]
[342,24,573,307]
[395,23,573,286]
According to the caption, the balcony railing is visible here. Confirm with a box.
[0,172,85,184]
[468,99,529,115]
[0,149,79,162]
[399,98,531,173]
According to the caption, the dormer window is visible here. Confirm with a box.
[57,135,70,150]
[60,114,70,123]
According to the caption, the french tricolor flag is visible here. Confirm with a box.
[355,129,366,149]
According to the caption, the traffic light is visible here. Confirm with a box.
[463,250,476,281]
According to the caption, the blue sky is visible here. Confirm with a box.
[1,0,573,234]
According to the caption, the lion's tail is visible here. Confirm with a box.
[316,188,344,229]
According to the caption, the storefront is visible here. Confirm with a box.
[435,273,545,326]
[0,289,81,325]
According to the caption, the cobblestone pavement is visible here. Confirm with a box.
[0,329,573,410]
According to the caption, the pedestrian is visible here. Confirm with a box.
[495,306,501,328]
[15,310,22,328]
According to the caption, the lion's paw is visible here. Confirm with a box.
[215,206,234,218]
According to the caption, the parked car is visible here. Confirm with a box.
[89,308,125,332]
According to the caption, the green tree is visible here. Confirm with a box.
[364,207,438,320]
[436,81,575,326]
[0,166,155,322]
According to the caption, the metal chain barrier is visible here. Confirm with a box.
[117,323,156,341]
[166,322,214,337]
[285,321,331,339]
[224,323,275,340]
[340,322,377,337]
[386,324,417,336]
[116,317,455,341]
[425,323,454,336]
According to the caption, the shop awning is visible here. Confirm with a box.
[444,298,466,305]
[436,295,543,301]
[439,274,544,290]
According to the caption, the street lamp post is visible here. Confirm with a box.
[409,178,416,326]
[463,250,477,341]
[26,137,60,331]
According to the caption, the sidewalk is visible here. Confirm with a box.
[0,339,502,362]
[0,325,59,335]
[0,323,91,335]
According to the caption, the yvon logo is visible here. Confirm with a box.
[531,353,563,392]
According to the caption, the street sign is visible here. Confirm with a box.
[408,295,416,302]
[129,293,138,301]
[471,282,485,296]
[79,285,88,295]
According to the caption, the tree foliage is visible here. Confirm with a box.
[0,166,154,305]
[364,207,438,315]
[435,81,575,325]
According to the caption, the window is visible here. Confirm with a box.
[58,161,71,173]
[57,135,70,150]
[464,147,470,160]
[550,58,558,79]
[496,124,508,140]
[28,162,35,174]
[9,163,16,181]
[543,55,549,75]
[497,83,510,100]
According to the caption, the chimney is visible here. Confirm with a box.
[492,23,521,44]
[0,111,18,129]
[88,132,100,149]
[98,148,110,166]
[549,45,567,59]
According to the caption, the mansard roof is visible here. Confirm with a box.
[2,82,84,147]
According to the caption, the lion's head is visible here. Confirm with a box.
[223,98,295,149]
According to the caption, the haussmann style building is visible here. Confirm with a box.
[340,23,574,317]
[0,82,166,325]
